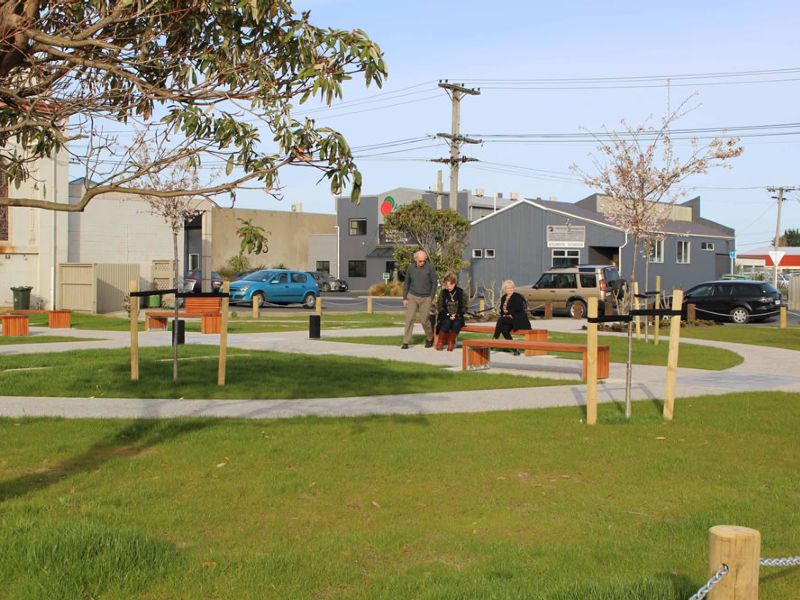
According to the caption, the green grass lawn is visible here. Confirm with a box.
[679,324,800,352]
[1,393,798,599]
[0,335,102,345]
[0,345,574,399]
[330,332,744,371]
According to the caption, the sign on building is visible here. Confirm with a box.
[546,225,585,248]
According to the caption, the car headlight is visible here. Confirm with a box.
[235,286,250,292]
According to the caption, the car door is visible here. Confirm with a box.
[707,283,734,318]
[553,272,578,310]
[683,283,714,318]
[287,272,310,302]
[522,273,559,308]
[267,272,290,302]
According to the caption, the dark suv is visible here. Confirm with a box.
[683,280,782,324]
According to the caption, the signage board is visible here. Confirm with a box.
[382,272,391,282]
[546,225,585,248]
[768,250,786,266]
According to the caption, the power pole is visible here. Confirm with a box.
[767,186,796,288]
[432,81,481,211]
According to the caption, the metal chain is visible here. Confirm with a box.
[687,565,728,600]
[761,556,800,567]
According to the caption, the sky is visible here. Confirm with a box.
[105,1,800,250]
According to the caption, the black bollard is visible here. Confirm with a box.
[171,319,185,345]
[309,315,321,339]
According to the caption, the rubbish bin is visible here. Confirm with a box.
[11,286,33,310]
[147,294,161,308]
[309,315,321,339]
[171,319,185,345]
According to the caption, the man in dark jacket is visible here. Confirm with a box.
[401,249,438,348]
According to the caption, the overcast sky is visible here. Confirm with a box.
[225,1,800,250]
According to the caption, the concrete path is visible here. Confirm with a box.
[2,318,799,419]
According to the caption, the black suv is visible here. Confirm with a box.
[683,280,782,324]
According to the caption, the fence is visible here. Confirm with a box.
[789,278,800,312]
[59,263,140,313]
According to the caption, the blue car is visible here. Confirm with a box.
[229,269,319,308]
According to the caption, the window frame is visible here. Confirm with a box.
[649,239,664,263]
[348,260,367,278]
[348,218,367,236]
[676,240,691,264]
[484,248,496,259]
[701,242,715,251]
[551,249,580,268]
[472,248,483,259]
[315,261,330,274]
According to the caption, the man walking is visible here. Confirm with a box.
[401,249,439,349]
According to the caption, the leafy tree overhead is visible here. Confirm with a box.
[0,0,387,211]
[236,218,270,257]
[780,228,800,247]
[383,199,471,279]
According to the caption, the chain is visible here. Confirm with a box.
[761,556,800,567]
[687,565,728,600]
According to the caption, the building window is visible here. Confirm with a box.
[472,249,483,259]
[348,260,367,278]
[349,219,367,236]
[701,242,715,251]
[484,249,496,259]
[677,241,691,264]
[649,239,664,263]
[316,261,330,274]
[188,253,200,270]
[552,249,580,267]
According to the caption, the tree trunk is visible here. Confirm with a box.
[644,253,650,343]
[624,237,639,419]
[172,231,179,382]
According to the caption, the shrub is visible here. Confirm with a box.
[368,282,403,296]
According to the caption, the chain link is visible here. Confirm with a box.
[687,565,728,600]
[761,556,800,567]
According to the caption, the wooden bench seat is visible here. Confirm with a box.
[460,324,549,356]
[462,338,610,381]
[144,296,223,334]
[1,314,30,337]
[9,309,72,328]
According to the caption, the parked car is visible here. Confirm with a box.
[519,264,626,318]
[306,271,349,292]
[182,270,223,293]
[229,269,319,308]
[682,280,782,324]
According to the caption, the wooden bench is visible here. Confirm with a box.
[144,296,222,334]
[460,324,549,356]
[1,314,30,337]
[9,309,72,328]
[462,338,610,381]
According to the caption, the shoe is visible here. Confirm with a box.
[401,344,409,349]
[424,339,434,348]
[512,349,520,356]
[435,334,444,351]
[446,332,456,352]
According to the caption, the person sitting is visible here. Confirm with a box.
[435,274,465,351]
[493,279,532,355]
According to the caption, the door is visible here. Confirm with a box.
[287,272,310,302]
[552,272,578,309]
[268,272,290,301]
[684,283,714,318]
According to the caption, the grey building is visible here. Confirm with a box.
[336,187,515,289]
[468,194,735,293]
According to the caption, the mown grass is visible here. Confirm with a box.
[0,393,798,599]
[330,331,744,371]
[679,324,800,352]
[0,335,101,345]
[0,345,573,399]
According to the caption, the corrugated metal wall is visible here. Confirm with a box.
[789,278,800,312]
[58,263,140,313]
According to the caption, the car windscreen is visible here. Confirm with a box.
[759,283,780,295]
[243,270,272,281]
[602,267,620,283]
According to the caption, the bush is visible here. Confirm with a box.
[368,281,403,296]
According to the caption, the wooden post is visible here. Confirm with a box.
[479,298,485,315]
[367,295,373,314]
[780,306,787,329]
[544,301,553,320]
[586,297,598,426]
[632,281,641,340]
[604,297,612,316]
[316,295,322,316]
[252,296,259,319]
[218,282,230,386]
[687,303,696,324]
[663,289,683,421]
[707,525,760,600]
[129,280,139,381]
[654,276,661,345]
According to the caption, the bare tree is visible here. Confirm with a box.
[573,97,743,418]
[0,1,386,211]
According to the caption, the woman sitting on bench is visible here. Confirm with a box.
[435,274,465,351]
[493,279,531,355]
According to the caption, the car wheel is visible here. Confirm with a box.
[303,292,317,309]
[321,282,331,292]
[568,300,587,319]
[730,306,749,324]
[253,292,266,308]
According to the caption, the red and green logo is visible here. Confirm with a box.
[380,195,396,216]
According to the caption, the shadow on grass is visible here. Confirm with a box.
[658,572,699,598]
[0,419,214,504]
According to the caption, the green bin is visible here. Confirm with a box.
[147,294,161,308]
[11,286,33,310]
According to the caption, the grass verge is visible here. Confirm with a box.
[0,335,101,345]
[678,324,800,352]
[329,332,743,370]
[0,392,798,599]
[0,345,574,399]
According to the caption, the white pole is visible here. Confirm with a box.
[51,151,58,309]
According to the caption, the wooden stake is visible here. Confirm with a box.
[708,525,760,600]
[544,301,553,320]
[663,289,683,420]
[367,295,373,314]
[218,281,230,386]
[316,295,322,316]
[687,303,696,324]
[479,298,485,315]
[780,306,787,329]
[654,276,661,345]
[586,297,598,425]
[129,280,139,381]
[252,296,259,319]
[632,281,641,340]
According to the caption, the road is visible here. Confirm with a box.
[228,291,405,315]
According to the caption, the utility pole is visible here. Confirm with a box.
[432,81,480,211]
[767,186,796,288]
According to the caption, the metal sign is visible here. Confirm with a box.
[729,251,736,259]
[768,250,786,266]
[546,225,585,248]
[382,272,391,282]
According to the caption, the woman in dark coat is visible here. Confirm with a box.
[435,273,465,351]
[494,280,531,355]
